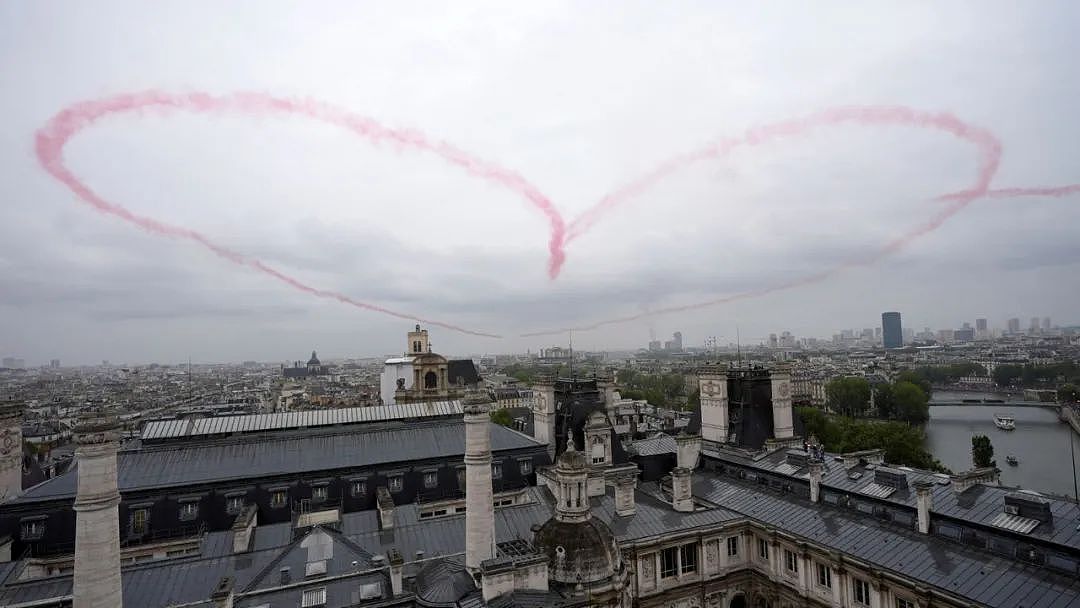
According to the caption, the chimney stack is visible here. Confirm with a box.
[388,549,404,596]
[698,369,729,448]
[0,401,25,501]
[808,459,823,503]
[915,481,934,534]
[770,367,794,439]
[463,390,495,572]
[614,471,638,517]
[671,468,694,513]
[231,505,258,553]
[376,487,394,530]
[73,413,124,608]
[675,432,702,470]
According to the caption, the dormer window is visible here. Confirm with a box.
[350,479,367,497]
[492,463,503,480]
[388,475,403,493]
[179,499,199,522]
[20,517,46,541]
[311,484,328,502]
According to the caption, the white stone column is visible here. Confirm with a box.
[698,370,729,448]
[770,368,794,439]
[915,481,933,534]
[73,415,124,608]
[671,467,693,512]
[463,392,494,572]
[0,402,25,501]
[808,460,823,503]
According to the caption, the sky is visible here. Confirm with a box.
[1,1,1078,365]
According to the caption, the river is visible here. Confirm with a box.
[924,392,1080,499]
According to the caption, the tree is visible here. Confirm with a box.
[826,377,871,417]
[874,383,897,419]
[490,408,514,427]
[1058,383,1079,403]
[895,370,933,400]
[971,434,995,468]
[686,389,701,410]
[892,381,929,425]
[992,365,1023,388]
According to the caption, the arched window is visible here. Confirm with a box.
[729,595,747,608]
[424,371,438,389]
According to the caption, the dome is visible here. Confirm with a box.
[533,516,622,585]
[307,351,321,366]
[414,559,476,606]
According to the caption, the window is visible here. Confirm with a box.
[270,489,288,508]
[727,536,739,557]
[179,500,199,522]
[896,599,915,608]
[492,463,502,480]
[456,468,467,488]
[679,542,698,574]
[816,563,832,589]
[388,475,403,493]
[783,549,799,574]
[350,479,367,497]
[226,495,245,515]
[660,547,678,578]
[424,371,438,389]
[519,459,533,475]
[853,578,871,606]
[20,519,45,541]
[591,436,606,464]
[130,508,150,535]
[301,586,327,607]
[423,471,438,489]
[311,485,328,502]
[757,538,769,561]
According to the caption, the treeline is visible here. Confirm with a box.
[991,361,1080,388]
[616,369,690,409]
[798,407,951,473]
[825,371,930,424]
[906,363,986,384]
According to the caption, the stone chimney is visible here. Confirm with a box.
[73,413,124,608]
[388,548,404,596]
[675,432,701,470]
[210,577,234,608]
[915,481,934,534]
[0,401,25,501]
[950,467,999,494]
[614,472,638,517]
[376,487,394,530]
[808,459,823,503]
[698,368,729,449]
[231,505,258,553]
[671,467,693,513]
[463,390,495,572]
[770,367,794,440]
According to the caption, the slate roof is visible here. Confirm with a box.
[447,359,481,387]
[13,421,544,503]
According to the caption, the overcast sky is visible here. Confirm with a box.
[2,2,1078,365]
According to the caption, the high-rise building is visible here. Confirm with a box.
[672,331,683,351]
[954,327,975,342]
[50,359,60,368]
[881,312,903,349]
[1042,317,1051,331]
[768,333,778,348]
[975,318,988,340]
[1007,318,1020,334]
[1030,317,1040,332]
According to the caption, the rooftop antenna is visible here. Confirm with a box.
[736,326,742,366]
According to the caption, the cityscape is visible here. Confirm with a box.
[3,3,1080,608]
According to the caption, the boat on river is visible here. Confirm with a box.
[994,414,1016,430]
[1006,455,1019,466]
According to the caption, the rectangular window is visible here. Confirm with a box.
[492,463,502,480]
[757,538,769,561]
[896,599,915,608]
[311,485,328,502]
[853,578,871,606]
[179,501,199,522]
[226,495,245,515]
[301,587,327,607]
[130,508,150,535]
[350,480,367,497]
[816,563,832,588]
[784,549,799,574]
[423,471,438,489]
[726,536,739,557]
[679,543,698,574]
[388,475,403,493]
[519,459,533,475]
[20,519,45,541]
[660,547,678,578]
[271,489,288,508]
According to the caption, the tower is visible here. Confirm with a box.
[882,311,903,349]
[532,376,557,460]
[0,401,24,501]
[770,367,794,440]
[73,413,124,608]
[698,368,729,449]
[408,324,430,355]
[463,391,494,573]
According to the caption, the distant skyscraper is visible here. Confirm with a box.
[672,332,683,351]
[768,333,778,348]
[954,327,975,342]
[881,312,902,349]
[975,318,988,340]
[1042,317,1051,331]
[1007,318,1020,334]
[1030,317,1040,332]
[50,359,60,368]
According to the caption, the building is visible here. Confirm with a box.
[380,325,481,405]
[953,327,975,342]
[976,318,989,341]
[49,359,60,369]
[648,340,662,352]
[881,312,903,349]
[282,350,326,378]
[1007,317,1021,334]
[1030,317,1041,332]
[1043,317,1052,331]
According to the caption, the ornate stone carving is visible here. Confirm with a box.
[705,591,725,608]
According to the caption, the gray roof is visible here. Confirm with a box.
[141,401,464,440]
[627,433,677,457]
[14,421,544,502]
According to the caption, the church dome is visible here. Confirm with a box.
[307,351,321,366]
[533,516,621,585]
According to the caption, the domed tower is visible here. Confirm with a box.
[306,351,322,375]
[533,440,628,605]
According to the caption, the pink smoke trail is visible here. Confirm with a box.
[35,91,571,338]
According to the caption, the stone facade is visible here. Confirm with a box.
[72,414,123,608]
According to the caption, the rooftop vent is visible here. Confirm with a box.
[1004,492,1053,523]
[785,449,809,468]
[280,566,291,585]
[874,466,909,489]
